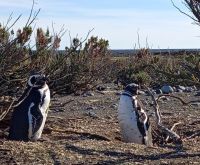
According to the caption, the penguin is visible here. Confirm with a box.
[118,83,152,146]
[8,74,50,141]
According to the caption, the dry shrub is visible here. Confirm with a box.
[49,36,111,94]
[115,48,200,87]
[0,10,111,122]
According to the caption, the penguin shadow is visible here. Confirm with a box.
[48,150,62,165]
[64,143,200,164]
[46,131,111,142]
[49,99,74,113]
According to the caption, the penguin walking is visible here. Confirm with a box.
[8,74,50,141]
[118,83,152,146]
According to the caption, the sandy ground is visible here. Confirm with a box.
[1,84,200,164]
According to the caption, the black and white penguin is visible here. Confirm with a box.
[118,83,152,145]
[8,74,50,141]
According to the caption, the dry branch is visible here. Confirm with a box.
[0,98,16,121]
[157,94,200,106]
[166,122,182,142]
[145,86,181,142]
[186,130,200,139]
[172,0,200,25]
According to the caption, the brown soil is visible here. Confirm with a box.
[1,84,200,164]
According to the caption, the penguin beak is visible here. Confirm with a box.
[42,76,48,82]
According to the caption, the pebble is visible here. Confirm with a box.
[176,89,183,93]
[195,91,200,96]
[161,85,174,94]
[184,87,194,93]
[83,91,95,97]
[176,85,186,91]
[85,111,98,118]
[96,86,107,91]
[138,90,146,95]
[191,103,200,107]
[110,103,118,109]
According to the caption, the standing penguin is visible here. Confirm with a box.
[8,74,50,141]
[118,83,152,146]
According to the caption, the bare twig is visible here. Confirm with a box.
[7,14,22,31]
[25,0,35,27]
[145,86,181,141]
[186,130,200,139]
[157,94,200,106]
[171,0,198,23]
[48,28,94,76]
[0,98,16,121]
[166,122,182,142]
[25,0,40,27]
[137,29,141,49]
[5,12,13,29]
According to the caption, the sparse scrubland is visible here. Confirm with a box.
[1,0,200,164]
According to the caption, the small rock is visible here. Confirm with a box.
[191,103,200,107]
[176,85,186,91]
[83,91,95,97]
[176,89,183,93]
[195,91,200,96]
[85,111,98,118]
[138,90,146,95]
[161,85,174,94]
[110,103,118,109]
[96,86,107,91]
[193,85,197,91]
[184,87,194,93]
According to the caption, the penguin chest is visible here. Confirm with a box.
[39,87,50,114]
[118,96,144,144]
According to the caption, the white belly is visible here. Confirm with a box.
[29,85,50,141]
[31,112,48,141]
[118,96,144,144]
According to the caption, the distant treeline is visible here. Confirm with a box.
[111,49,200,57]
[39,49,200,57]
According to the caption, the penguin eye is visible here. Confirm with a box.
[30,76,36,84]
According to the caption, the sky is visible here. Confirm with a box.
[0,0,199,49]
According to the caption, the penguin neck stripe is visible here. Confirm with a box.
[122,91,133,97]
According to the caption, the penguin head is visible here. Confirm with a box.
[28,74,48,87]
[124,83,139,96]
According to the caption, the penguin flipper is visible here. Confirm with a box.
[29,103,43,138]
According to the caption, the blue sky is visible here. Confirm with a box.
[0,0,199,49]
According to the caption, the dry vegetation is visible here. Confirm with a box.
[1,86,200,164]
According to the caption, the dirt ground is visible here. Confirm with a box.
[1,84,200,164]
